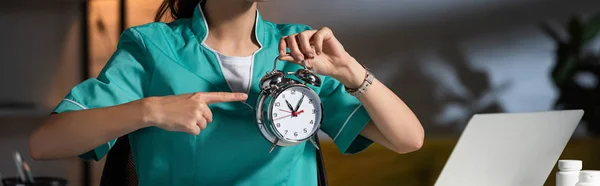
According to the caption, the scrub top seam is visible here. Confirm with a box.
[63,98,88,110]
[158,27,181,63]
[144,33,224,91]
[103,75,141,100]
[131,29,180,66]
[333,104,363,141]
[129,28,156,97]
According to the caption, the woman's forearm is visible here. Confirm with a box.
[29,100,149,160]
[358,79,425,153]
[29,91,247,160]
[339,58,424,153]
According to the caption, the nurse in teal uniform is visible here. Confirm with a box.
[29,0,424,185]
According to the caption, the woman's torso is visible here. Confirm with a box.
[126,8,321,186]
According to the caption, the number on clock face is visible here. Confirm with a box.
[271,86,322,141]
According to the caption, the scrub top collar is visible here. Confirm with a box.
[189,4,277,111]
[191,4,266,51]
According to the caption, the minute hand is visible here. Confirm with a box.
[295,94,304,112]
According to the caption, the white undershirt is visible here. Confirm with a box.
[216,53,253,93]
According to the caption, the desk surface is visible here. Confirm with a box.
[320,138,600,186]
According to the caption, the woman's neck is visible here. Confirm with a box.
[203,0,260,56]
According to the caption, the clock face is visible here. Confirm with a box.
[269,86,322,141]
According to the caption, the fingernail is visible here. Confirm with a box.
[299,56,305,60]
[307,53,314,58]
[316,51,321,55]
[240,94,248,99]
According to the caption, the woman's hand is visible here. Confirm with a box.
[279,27,365,88]
[142,92,248,135]
[28,92,247,160]
[280,27,425,154]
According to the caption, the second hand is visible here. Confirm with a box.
[274,114,292,121]
[274,110,304,121]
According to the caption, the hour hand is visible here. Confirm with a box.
[285,100,295,112]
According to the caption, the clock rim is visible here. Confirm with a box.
[268,84,323,143]
[256,92,297,146]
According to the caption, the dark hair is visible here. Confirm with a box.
[154,0,204,22]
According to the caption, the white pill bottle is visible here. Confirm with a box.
[576,170,600,186]
[557,160,583,186]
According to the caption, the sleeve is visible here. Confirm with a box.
[52,28,152,161]
[319,76,373,155]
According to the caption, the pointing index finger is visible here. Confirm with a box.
[196,92,248,104]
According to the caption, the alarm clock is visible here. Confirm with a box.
[256,55,323,152]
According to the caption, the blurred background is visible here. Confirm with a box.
[1,0,600,185]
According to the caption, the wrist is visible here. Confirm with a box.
[137,97,161,128]
[337,57,366,88]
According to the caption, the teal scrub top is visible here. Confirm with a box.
[53,4,372,186]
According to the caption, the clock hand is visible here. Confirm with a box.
[274,114,292,121]
[274,111,303,121]
[278,109,292,113]
[285,100,295,112]
[294,94,304,112]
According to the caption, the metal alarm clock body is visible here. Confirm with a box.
[256,56,323,152]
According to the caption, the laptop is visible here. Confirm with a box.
[434,110,584,186]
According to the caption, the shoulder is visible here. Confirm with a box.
[265,21,314,36]
[116,19,195,64]
[132,18,193,36]
[119,19,195,49]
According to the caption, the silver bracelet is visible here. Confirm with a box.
[344,65,374,97]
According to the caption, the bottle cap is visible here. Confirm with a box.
[559,160,583,171]
[579,170,600,183]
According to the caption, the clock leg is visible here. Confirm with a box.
[269,139,279,153]
[309,137,320,150]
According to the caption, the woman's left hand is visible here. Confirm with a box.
[279,27,365,88]
[281,27,425,155]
